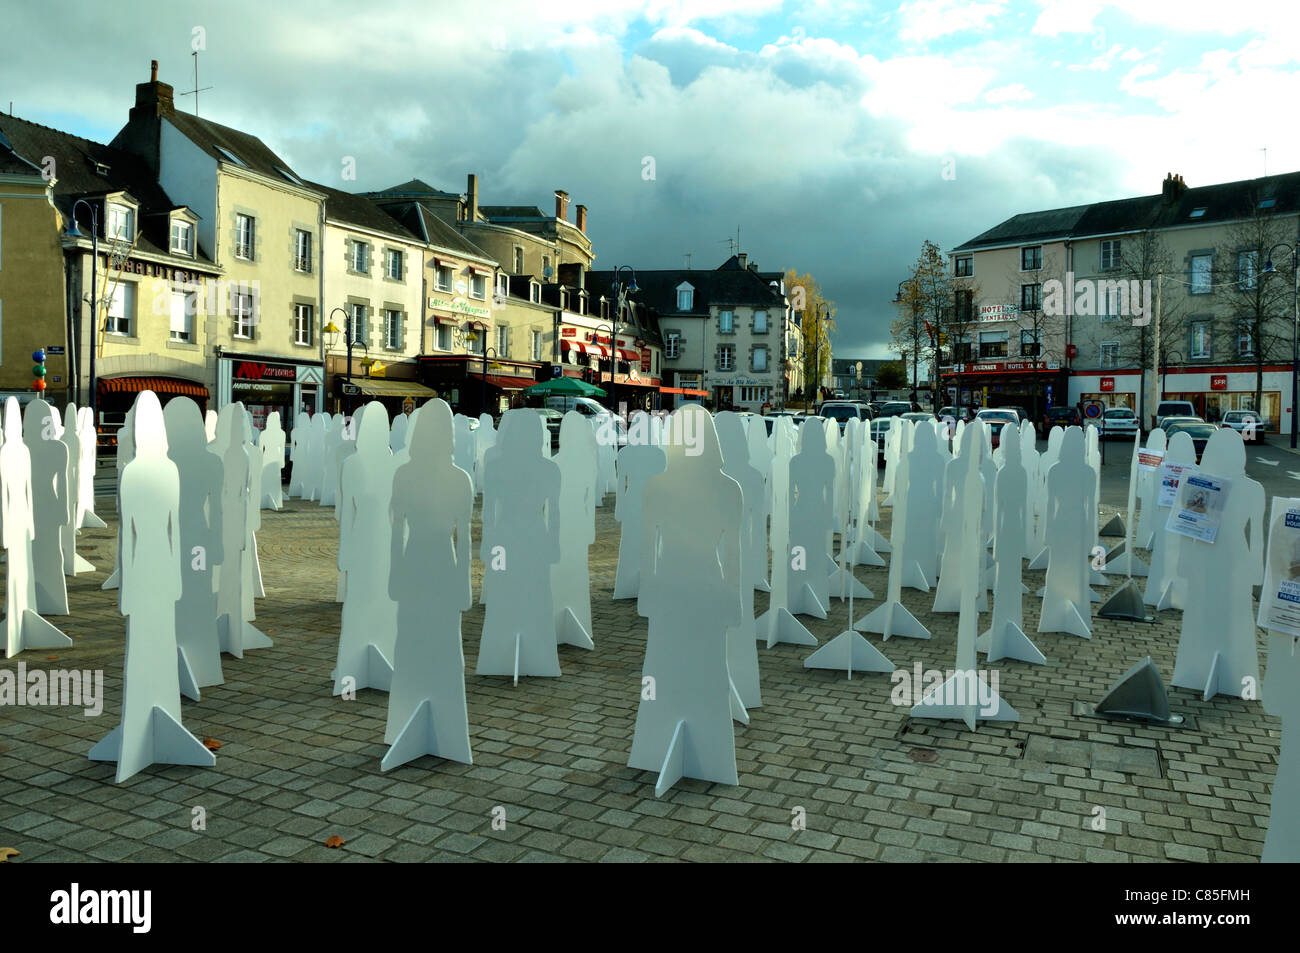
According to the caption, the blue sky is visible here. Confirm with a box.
[4,0,1298,356]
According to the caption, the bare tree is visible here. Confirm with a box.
[1114,228,1185,423]
[1004,246,1068,420]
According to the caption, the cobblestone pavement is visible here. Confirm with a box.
[0,486,1280,863]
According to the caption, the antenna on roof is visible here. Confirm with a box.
[1260,147,1268,177]
[178,50,214,117]
[683,252,692,269]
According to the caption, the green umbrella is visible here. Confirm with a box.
[523,376,607,398]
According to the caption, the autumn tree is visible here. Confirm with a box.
[785,268,836,404]
[875,361,908,390]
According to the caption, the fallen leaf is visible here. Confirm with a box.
[0,848,19,862]
[47,656,58,660]
[202,738,223,751]
[324,835,345,849]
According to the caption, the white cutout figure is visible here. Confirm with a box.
[473,413,496,494]
[240,411,265,611]
[2,397,71,657]
[552,411,598,650]
[1136,427,1168,549]
[383,399,474,770]
[320,413,346,508]
[612,438,667,600]
[976,423,1045,664]
[1262,633,1300,861]
[388,412,409,454]
[334,402,397,694]
[76,407,107,529]
[303,413,328,502]
[716,411,764,714]
[898,421,944,591]
[787,420,835,618]
[756,417,817,646]
[933,424,989,614]
[288,411,309,498]
[101,404,135,591]
[213,404,271,656]
[630,405,743,797]
[1171,429,1263,700]
[1020,418,1041,554]
[1027,426,1063,566]
[1104,429,1149,577]
[332,409,362,523]
[164,397,225,699]
[259,412,286,510]
[1144,432,1196,608]
[59,404,94,575]
[88,392,214,783]
[1038,427,1094,639]
[477,409,562,682]
[453,414,476,489]
[595,418,617,504]
[23,399,70,614]
[746,418,773,589]
[204,409,218,445]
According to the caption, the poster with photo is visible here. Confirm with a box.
[1157,461,1196,508]
[1166,471,1231,543]
[1258,498,1300,639]
[1137,448,1164,473]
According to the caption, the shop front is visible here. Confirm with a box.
[217,353,324,436]
[419,355,541,418]
[941,360,1067,415]
[1156,365,1288,432]
[1069,370,1142,412]
[95,375,212,448]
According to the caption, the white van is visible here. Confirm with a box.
[1155,400,1196,429]
[545,396,608,417]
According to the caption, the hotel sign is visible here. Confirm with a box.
[428,296,491,319]
[979,304,1019,322]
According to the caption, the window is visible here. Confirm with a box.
[294,303,314,346]
[752,346,768,371]
[955,256,973,277]
[348,303,367,346]
[1189,207,1207,219]
[1100,341,1120,368]
[531,330,542,361]
[1238,251,1258,290]
[529,282,541,304]
[234,214,255,260]
[436,323,452,351]
[753,310,768,333]
[1020,329,1040,356]
[541,254,551,277]
[1099,283,1122,321]
[470,274,487,299]
[718,344,735,371]
[1190,254,1212,294]
[214,145,247,167]
[1260,198,1277,210]
[1100,240,1121,271]
[385,309,402,349]
[170,219,193,256]
[106,282,134,335]
[665,332,681,359]
[435,264,453,292]
[718,310,734,334]
[953,335,973,363]
[1191,322,1211,359]
[739,386,770,403]
[955,289,974,322]
[1020,283,1042,311]
[468,326,485,354]
[1238,320,1253,357]
[496,274,509,299]
[107,204,133,240]
[232,290,254,338]
[496,325,509,355]
[979,330,1008,359]
[351,241,370,273]
[513,247,524,274]
[677,284,694,311]
[169,290,194,342]
[1021,246,1042,271]
[386,249,403,280]
[295,230,312,273]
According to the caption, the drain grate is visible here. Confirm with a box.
[1021,734,1161,777]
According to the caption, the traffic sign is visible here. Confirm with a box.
[552,365,563,378]
[1083,400,1105,419]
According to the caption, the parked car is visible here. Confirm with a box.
[987,419,1011,450]
[901,412,935,425]
[1155,400,1197,429]
[938,405,977,423]
[545,395,608,417]
[1096,406,1141,439]
[867,400,888,416]
[1221,410,1264,438]
[975,408,1019,426]
[877,401,912,418]
[818,400,871,431]
[1040,405,1082,436]
[533,407,564,452]
[869,417,896,464]
[998,406,1030,424]
[1164,420,1217,462]
[1158,415,1203,433]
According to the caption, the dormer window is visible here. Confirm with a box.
[214,145,248,167]
[530,281,541,304]
[677,282,694,311]
[170,218,194,256]
[106,203,134,240]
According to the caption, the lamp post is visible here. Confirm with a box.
[610,266,638,415]
[64,200,99,416]
[1263,243,1299,448]
[324,307,356,412]
[480,345,499,417]
[592,322,616,412]
[812,303,829,410]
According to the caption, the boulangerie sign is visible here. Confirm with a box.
[1258,498,1300,639]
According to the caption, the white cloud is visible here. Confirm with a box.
[896,0,1010,44]
[984,82,1033,103]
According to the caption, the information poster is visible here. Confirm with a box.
[1157,461,1196,508]
[1258,497,1300,638]
[1166,471,1231,543]
[1137,448,1164,473]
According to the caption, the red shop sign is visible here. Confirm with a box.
[1211,375,1228,391]
[1100,377,1115,392]
[234,361,296,382]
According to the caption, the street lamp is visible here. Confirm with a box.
[1263,243,1299,448]
[64,200,99,416]
[610,266,638,415]
[812,303,829,410]
[593,322,616,412]
[481,346,498,417]
[327,306,366,413]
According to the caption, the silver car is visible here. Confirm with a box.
[1221,410,1263,439]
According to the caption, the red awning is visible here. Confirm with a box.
[660,386,709,396]
[468,265,492,277]
[561,340,589,356]
[98,376,210,399]
[468,372,538,391]
[586,343,610,359]
[616,348,640,361]
[432,314,458,325]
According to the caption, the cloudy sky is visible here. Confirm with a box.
[6,0,1299,357]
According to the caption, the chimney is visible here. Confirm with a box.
[736,252,747,269]
[575,204,587,234]
[1162,172,1188,203]
[130,59,174,119]
[466,173,478,222]
[555,189,569,221]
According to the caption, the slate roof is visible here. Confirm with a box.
[0,113,216,265]
[954,171,1300,251]
[307,181,421,242]
[480,205,548,221]
[590,258,786,318]
[166,112,308,186]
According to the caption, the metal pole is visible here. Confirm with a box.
[89,222,97,419]
[1292,255,1298,449]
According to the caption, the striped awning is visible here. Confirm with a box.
[561,340,590,356]
[98,376,210,399]
[616,348,640,361]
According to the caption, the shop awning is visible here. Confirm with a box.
[98,376,210,399]
[616,348,640,361]
[469,372,539,391]
[351,379,437,398]
[468,265,492,277]
[661,386,709,396]
[561,340,590,356]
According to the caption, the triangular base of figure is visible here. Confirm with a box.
[803,629,895,679]
[863,525,890,554]
[66,553,96,575]
[178,647,200,702]
[4,609,72,655]
[1027,547,1049,571]
[1104,550,1149,577]
[855,601,931,640]
[35,581,69,617]
[755,577,771,593]
[650,719,739,798]
[1155,580,1182,612]
[755,606,818,648]
[218,614,273,658]
[1090,569,1108,587]
[557,607,595,650]
[1082,656,1184,726]
[729,678,749,726]
[80,511,108,529]
[380,698,473,771]
[788,583,828,619]
[909,672,1019,731]
[1099,513,1126,537]
[845,540,886,567]
[612,569,638,601]
[1038,599,1092,639]
[1098,580,1155,622]
[901,561,932,592]
[1192,651,1242,703]
[977,619,1046,665]
[827,568,872,600]
[101,568,119,590]
[88,706,216,784]
[333,643,393,695]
